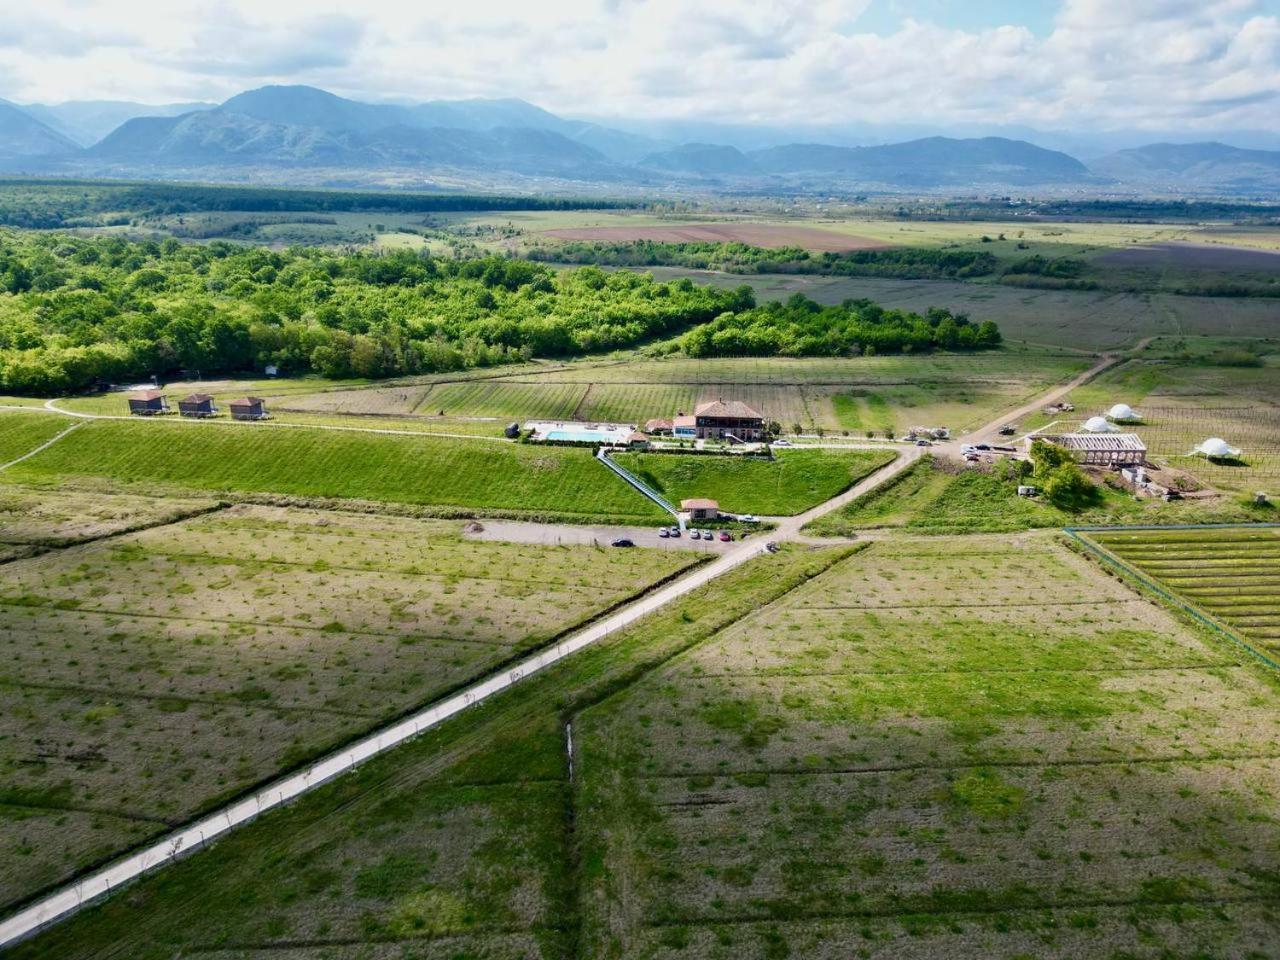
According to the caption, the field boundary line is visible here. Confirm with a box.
[639,749,1280,782]
[0,421,84,472]
[1065,524,1280,673]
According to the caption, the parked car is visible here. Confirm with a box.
[669,526,681,538]
[611,538,635,547]
[658,528,669,538]
[765,541,780,553]
[975,443,992,451]
[690,529,701,540]
[741,514,758,523]
[773,439,793,446]
[915,439,932,447]
[718,531,732,542]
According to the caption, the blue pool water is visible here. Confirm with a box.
[546,428,620,442]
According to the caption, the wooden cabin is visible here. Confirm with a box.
[127,391,169,416]
[178,393,217,418]
[228,397,268,421]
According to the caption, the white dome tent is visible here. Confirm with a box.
[1081,416,1116,433]
[1107,403,1141,422]
[1194,438,1242,459]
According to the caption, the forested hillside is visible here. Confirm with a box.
[0,233,1000,392]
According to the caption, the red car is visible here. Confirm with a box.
[718,531,732,542]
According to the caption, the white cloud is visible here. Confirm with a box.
[0,0,1275,133]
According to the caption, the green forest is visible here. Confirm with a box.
[0,232,1001,393]
[681,294,1001,356]
[530,240,999,279]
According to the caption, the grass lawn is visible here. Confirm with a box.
[614,448,897,515]
[6,418,667,523]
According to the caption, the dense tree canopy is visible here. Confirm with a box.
[530,240,998,279]
[0,232,1003,393]
[0,233,751,392]
[680,294,1001,358]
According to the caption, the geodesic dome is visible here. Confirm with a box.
[1107,403,1139,421]
[1082,416,1116,433]
[1195,438,1241,459]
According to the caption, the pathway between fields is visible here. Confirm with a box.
[0,421,84,472]
[0,355,1122,948]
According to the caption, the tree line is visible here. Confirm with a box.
[529,240,998,279]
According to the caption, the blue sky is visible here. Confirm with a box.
[856,0,1061,37]
[1,0,1277,135]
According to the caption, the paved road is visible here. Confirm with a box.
[463,519,741,553]
[0,356,1123,948]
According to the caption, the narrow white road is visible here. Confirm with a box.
[0,422,84,472]
[0,355,1117,947]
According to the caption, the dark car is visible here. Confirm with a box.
[611,538,635,547]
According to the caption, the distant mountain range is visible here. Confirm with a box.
[1,84,1278,195]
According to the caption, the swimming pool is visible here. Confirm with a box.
[545,428,623,443]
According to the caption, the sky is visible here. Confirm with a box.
[2,0,1278,134]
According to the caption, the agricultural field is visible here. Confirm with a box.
[6,543,849,960]
[0,503,697,910]
[4,418,668,523]
[573,535,1280,958]
[630,268,1280,350]
[0,411,72,464]
[0,482,218,561]
[1084,525,1280,656]
[13,528,1280,959]
[614,448,896,515]
[270,349,1089,438]
[806,457,1271,537]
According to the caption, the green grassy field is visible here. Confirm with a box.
[1085,525,1280,655]
[0,411,72,463]
[0,502,696,910]
[614,448,896,515]
[4,418,667,523]
[572,536,1280,957]
[806,458,1271,536]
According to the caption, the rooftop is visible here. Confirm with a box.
[695,398,764,420]
[182,393,214,403]
[131,390,164,401]
[681,498,719,510]
[1043,433,1147,452]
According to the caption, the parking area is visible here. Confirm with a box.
[460,519,745,553]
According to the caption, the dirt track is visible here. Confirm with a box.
[542,223,891,252]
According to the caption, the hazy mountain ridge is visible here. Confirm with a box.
[3,84,1278,193]
[0,100,80,159]
[1090,142,1280,192]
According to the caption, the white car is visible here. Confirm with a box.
[741,514,758,523]
[773,439,793,446]
[690,529,701,540]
